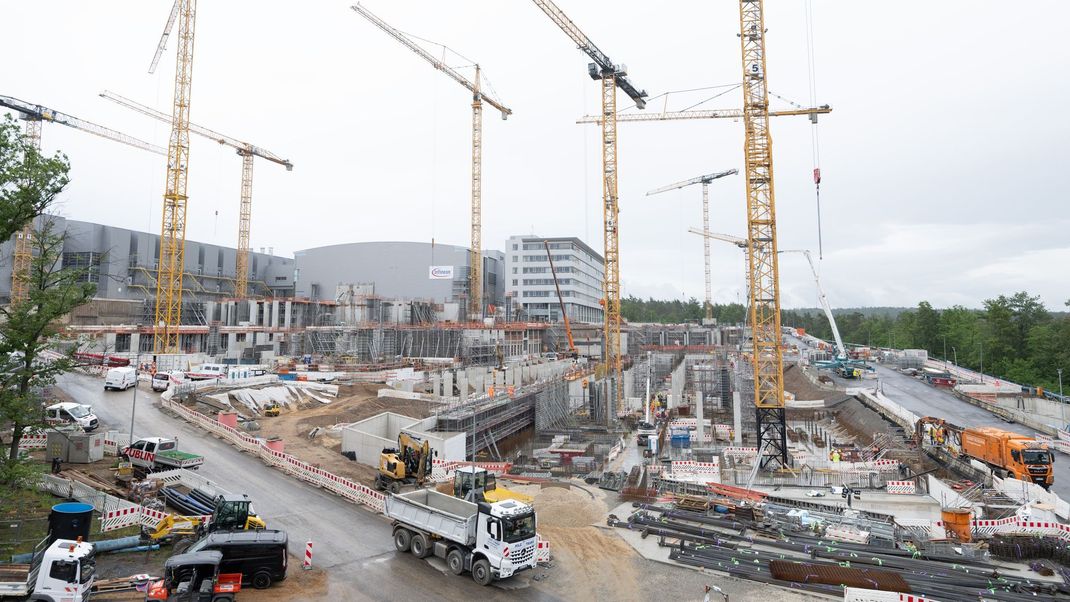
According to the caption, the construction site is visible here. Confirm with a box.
[2,1,1068,601]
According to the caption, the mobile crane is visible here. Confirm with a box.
[544,240,578,358]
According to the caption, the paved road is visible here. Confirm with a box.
[831,365,1070,499]
[57,372,559,601]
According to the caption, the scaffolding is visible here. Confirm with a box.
[435,390,537,459]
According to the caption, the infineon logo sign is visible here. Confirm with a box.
[429,266,454,280]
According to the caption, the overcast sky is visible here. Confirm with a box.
[5,1,1068,310]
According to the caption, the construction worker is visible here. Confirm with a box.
[831,449,841,463]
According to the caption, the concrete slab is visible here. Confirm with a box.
[758,487,943,521]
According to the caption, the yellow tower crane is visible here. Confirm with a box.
[149,0,197,353]
[0,95,167,303]
[647,169,739,322]
[99,90,293,299]
[738,0,788,468]
[532,0,647,421]
[351,3,511,322]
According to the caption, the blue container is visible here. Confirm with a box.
[278,373,296,381]
[50,502,93,544]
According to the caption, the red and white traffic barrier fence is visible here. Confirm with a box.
[886,480,916,495]
[17,433,48,451]
[303,540,313,570]
[721,446,759,457]
[536,536,551,564]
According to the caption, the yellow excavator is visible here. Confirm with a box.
[376,432,435,494]
[439,465,534,505]
[146,494,267,546]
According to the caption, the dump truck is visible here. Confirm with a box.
[0,537,95,600]
[960,427,1054,488]
[385,488,538,585]
[122,437,205,471]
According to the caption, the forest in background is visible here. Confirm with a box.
[620,292,1069,392]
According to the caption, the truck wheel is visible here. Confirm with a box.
[393,528,412,552]
[447,548,465,575]
[472,558,492,586]
[252,570,273,589]
[410,533,431,559]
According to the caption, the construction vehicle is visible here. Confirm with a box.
[0,538,95,600]
[960,427,1054,488]
[262,403,280,418]
[145,514,204,544]
[204,494,267,533]
[376,433,434,494]
[44,402,99,432]
[443,466,534,505]
[145,551,241,602]
[544,240,578,358]
[123,437,205,471]
[386,488,538,585]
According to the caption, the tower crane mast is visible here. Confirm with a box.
[647,169,738,322]
[738,0,788,468]
[99,90,293,299]
[0,95,167,303]
[151,0,198,353]
[351,3,511,322]
[532,0,647,420]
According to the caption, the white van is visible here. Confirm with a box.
[45,402,99,431]
[104,366,137,391]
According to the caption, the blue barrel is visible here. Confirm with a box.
[49,502,93,544]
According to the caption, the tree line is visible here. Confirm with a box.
[621,292,1069,393]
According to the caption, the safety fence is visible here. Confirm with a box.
[897,514,1070,541]
[886,481,917,494]
[17,433,48,451]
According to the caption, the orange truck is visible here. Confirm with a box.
[960,427,1054,488]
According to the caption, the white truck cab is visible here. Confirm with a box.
[44,403,98,432]
[476,499,539,580]
[0,538,95,601]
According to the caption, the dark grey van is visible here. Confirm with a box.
[186,530,288,589]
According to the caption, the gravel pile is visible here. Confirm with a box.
[534,486,605,528]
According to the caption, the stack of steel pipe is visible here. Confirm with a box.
[616,508,1070,601]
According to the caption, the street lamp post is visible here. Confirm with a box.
[1059,368,1064,398]
[942,335,947,369]
[128,351,141,443]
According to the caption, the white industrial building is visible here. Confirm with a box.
[341,411,466,465]
[503,235,604,324]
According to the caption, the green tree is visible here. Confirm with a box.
[1,221,95,484]
[913,301,941,354]
[0,115,69,241]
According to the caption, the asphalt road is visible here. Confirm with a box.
[835,364,1070,499]
[56,372,561,601]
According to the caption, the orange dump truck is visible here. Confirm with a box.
[960,427,1054,488]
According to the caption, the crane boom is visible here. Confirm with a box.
[781,249,846,360]
[99,91,292,168]
[0,96,167,156]
[0,96,166,303]
[648,169,737,320]
[687,227,746,247]
[153,0,197,353]
[349,4,511,119]
[578,105,831,124]
[533,0,646,420]
[531,0,647,107]
[149,0,181,74]
[99,90,293,298]
[352,3,511,320]
[544,240,577,356]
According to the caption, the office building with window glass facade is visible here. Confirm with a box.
[503,235,604,324]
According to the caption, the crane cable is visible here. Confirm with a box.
[805,0,824,260]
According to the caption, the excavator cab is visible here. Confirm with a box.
[452,466,534,504]
[209,494,265,532]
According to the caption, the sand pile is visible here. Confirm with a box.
[533,486,605,528]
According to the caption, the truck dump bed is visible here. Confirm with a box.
[385,489,478,546]
[156,449,204,468]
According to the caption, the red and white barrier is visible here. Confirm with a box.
[17,433,48,451]
[721,446,759,457]
[303,540,313,570]
[844,588,940,602]
[886,480,916,494]
[536,536,551,563]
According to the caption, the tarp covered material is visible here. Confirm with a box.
[223,383,338,413]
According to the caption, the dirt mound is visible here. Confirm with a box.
[531,486,605,528]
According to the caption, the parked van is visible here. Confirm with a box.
[151,371,171,392]
[104,366,137,391]
[186,530,287,589]
[45,402,99,431]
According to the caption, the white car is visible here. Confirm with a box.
[151,371,171,392]
[45,402,99,431]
